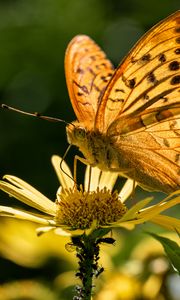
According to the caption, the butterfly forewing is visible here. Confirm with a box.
[65,35,114,128]
[95,11,180,132]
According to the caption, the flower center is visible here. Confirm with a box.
[55,186,127,230]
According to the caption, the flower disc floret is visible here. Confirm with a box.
[55,186,127,230]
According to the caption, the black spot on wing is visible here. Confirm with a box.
[163,138,170,147]
[77,92,83,96]
[73,80,90,94]
[76,67,84,74]
[175,153,180,163]
[115,88,125,93]
[143,93,150,100]
[175,27,180,33]
[170,75,180,85]
[158,53,166,63]
[128,78,136,88]
[169,61,180,71]
[147,72,158,85]
[140,53,151,62]
[87,67,96,76]
[175,48,180,54]
[93,84,101,92]
[100,74,112,83]
[123,76,136,88]
[108,97,125,103]
[90,55,96,61]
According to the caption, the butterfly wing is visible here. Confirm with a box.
[65,35,114,127]
[94,11,180,192]
[110,107,180,189]
[95,11,180,132]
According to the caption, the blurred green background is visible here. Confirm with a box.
[0,0,179,299]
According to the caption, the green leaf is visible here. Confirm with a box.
[147,232,180,275]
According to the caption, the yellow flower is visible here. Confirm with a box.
[0,155,179,236]
[0,280,58,300]
[95,273,141,300]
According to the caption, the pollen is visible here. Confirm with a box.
[55,186,127,230]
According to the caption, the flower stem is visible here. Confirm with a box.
[72,229,115,300]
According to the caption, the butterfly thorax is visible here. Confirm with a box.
[66,121,121,170]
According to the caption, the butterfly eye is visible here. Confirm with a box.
[75,127,86,140]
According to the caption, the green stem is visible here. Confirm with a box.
[72,229,115,300]
[81,234,95,300]
[72,234,97,299]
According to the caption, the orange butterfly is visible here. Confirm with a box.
[65,11,180,194]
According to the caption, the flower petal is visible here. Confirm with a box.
[109,222,135,230]
[54,228,72,236]
[84,166,101,191]
[3,175,49,199]
[36,224,77,237]
[0,177,56,215]
[51,155,74,190]
[151,215,180,231]
[119,193,180,228]
[120,197,153,222]
[119,179,136,203]
[0,205,55,225]
[139,195,180,219]
[98,171,119,191]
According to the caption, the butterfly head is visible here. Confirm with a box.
[66,121,87,147]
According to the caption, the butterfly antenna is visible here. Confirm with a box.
[2,103,77,184]
[1,103,74,126]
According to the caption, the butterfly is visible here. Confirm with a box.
[65,11,180,194]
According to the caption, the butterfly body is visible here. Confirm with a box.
[66,121,120,171]
[66,121,180,193]
[65,11,180,194]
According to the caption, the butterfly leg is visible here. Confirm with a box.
[74,155,95,190]
[86,165,92,192]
